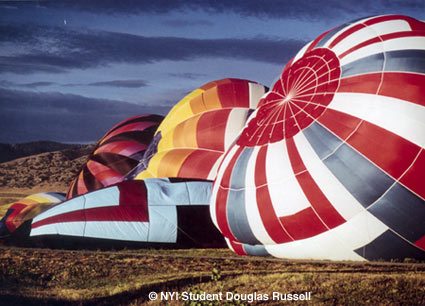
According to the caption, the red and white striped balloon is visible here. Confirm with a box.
[210,15,425,261]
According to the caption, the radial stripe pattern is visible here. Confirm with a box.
[210,15,425,261]
[67,114,163,199]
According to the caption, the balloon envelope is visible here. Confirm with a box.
[0,192,65,237]
[210,15,425,261]
[67,114,163,199]
[33,179,224,247]
[128,79,267,181]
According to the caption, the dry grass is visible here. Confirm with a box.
[0,247,424,305]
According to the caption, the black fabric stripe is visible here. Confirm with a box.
[92,152,139,175]
[355,230,425,261]
[176,206,226,248]
[341,50,425,78]
[303,122,394,207]
[101,128,156,146]
[227,147,261,245]
[368,183,425,243]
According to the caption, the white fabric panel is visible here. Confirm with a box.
[332,20,411,56]
[244,146,275,245]
[32,196,84,223]
[31,221,85,237]
[265,210,388,261]
[321,16,382,49]
[340,36,425,66]
[329,93,425,148]
[266,141,311,217]
[340,40,384,67]
[84,221,149,242]
[249,83,266,109]
[210,145,239,227]
[225,238,237,253]
[84,186,120,209]
[148,206,177,243]
[294,132,364,220]
[293,40,313,63]
[145,178,211,206]
[224,108,248,149]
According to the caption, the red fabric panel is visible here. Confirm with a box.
[415,235,425,251]
[5,203,27,232]
[339,72,425,107]
[338,73,381,94]
[318,109,421,181]
[339,32,425,59]
[217,79,250,108]
[178,150,222,179]
[95,141,147,156]
[86,160,122,185]
[229,240,247,255]
[286,137,345,229]
[399,150,425,200]
[196,109,231,152]
[101,121,156,143]
[255,146,292,243]
[280,207,328,240]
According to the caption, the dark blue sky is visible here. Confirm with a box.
[1,0,424,143]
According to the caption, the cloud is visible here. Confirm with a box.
[0,24,306,74]
[0,87,169,143]
[168,72,207,80]
[0,80,57,88]
[162,19,214,27]
[87,79,148,88]
[64,79,149,88]
[30,0,425,19]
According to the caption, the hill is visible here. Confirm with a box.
[0,141,91,164]
[0,144,94,204]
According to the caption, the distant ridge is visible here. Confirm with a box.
[0,143,95,191]
[0,141,93,163]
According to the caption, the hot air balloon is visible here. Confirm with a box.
[31,179,224,248]
[0,192,65,238]
[67,114,163,199]
[210,15,425,261]
[128,79,267,181]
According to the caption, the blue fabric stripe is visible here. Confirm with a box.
[243,243,270,256]
[303,123,394,207]
[227,147,260,245]
[368,183,425,243]
[355,230,425,261]
[342,50,425,78]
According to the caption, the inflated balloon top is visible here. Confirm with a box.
[67,114,163,199]
[210,15,425,261]
[129,78,267,181]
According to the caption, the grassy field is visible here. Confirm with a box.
[0,246,424,305]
